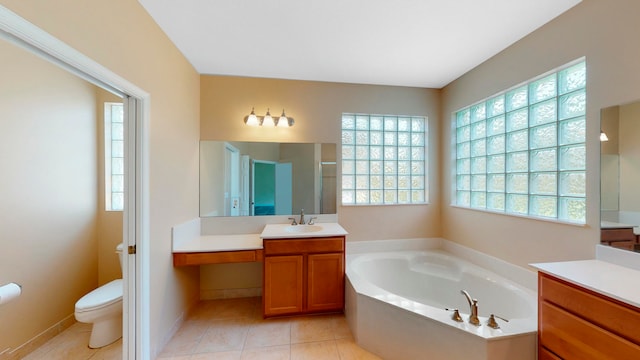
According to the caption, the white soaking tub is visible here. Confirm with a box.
[345,249,537,360]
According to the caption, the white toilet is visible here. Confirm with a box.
[74,243,124,348]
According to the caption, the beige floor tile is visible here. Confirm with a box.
[240,345,290,360]
[91,338,123,359]
[194,317,252,353]
[22,322,96,360]
[190,350,242,359]
[290,340,340,360]
[335,339,382,360]
[244,318,291,349]
[155,356,191,360]
[328,315,352,340]
[23,297,374,360]
[290,316,335,344]
[195,297,260,321]
[159,320,210,357]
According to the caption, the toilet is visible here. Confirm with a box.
[74,243,124,348]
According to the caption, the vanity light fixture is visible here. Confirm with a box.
[244,108,294,127]
[244,108,260,126]
[600,130,609,142]
[262,108,275,127]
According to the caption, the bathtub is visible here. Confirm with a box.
[345,249,537,360]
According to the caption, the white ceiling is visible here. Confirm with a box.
[138,0,581,88]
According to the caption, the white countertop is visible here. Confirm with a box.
[531,260,640,308]
[173,234,263,253]
[260,222,348,239]
[601,220,637,229]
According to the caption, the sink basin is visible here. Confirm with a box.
[260,222,348,239]
[285,225,323,233]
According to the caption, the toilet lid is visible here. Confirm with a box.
[75,279,123,312]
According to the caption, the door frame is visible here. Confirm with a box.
[0,6,150,360]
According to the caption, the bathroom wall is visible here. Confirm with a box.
[0,0,202,357]
[96,88,125,285]
[200,75,442,241]
[199,75,440,296]
[0,39,99,354]
[441,0,640,268]
[618,101,640,213]
[600,106,619,214]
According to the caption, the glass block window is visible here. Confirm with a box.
[341,114,428,205]
[454,60,586,223]
[105,102,124,211]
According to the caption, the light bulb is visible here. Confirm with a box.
[245,108,260,126]
[262,108,275,127]
[277,109,290,127]
[600,131,609,142]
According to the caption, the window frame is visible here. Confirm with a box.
[341,113,429,206]
[452,59,587,224]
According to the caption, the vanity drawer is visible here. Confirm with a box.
[540,301,640,359]
[601,228,636,242]
[264,237,344,255]
[539,273,640,345]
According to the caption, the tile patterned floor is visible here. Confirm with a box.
[19,297,380,360]
[157,297,381,360]
[21,322,122,360]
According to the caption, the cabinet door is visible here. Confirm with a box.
[264,255,303,316]
[307,253,344,312]
[539,347,562,360]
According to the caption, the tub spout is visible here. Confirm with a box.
[460,290,480,326]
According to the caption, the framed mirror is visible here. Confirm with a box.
[600,100,640,251]
[200,141,337,217]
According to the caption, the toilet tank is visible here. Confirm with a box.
[116,243,124,275]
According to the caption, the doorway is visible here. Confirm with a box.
[0,6,149,360]
[251,160,293,216]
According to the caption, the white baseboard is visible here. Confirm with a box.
[2,314,75,360]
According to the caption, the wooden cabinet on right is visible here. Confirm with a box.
[538,273,640,359]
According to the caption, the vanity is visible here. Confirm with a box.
[532,259,640,359]
[260,223,347,317]
[600,221,638,250]
[172,220,348,318]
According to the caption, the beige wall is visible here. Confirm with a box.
[200,75,442,241]
[0,39,99,353]
[619,101,640,212]
[96,89,125,284]
[441,0,640,268]
[0,0,202,356]
[600,106,619,155]
[199,141,226,217]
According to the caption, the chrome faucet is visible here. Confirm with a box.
[461,290,480,326]
[299,209,305,225]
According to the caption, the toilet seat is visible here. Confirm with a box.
[75,279,123,313]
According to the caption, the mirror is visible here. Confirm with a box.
[200,141,337,217]
[600,100,640,251]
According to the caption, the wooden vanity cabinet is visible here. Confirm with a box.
[263,236,345,317]
[538,273,640,359]
[601,227,637,250]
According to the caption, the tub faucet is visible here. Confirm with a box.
[299,209,305,225]
[461,290,480,326]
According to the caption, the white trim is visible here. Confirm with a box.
[0,5,150,360]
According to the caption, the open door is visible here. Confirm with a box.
[275,162,293,215]
[251,160,292,215]
[224,143,240,216]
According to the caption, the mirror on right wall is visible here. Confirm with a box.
[600,100,640,251]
